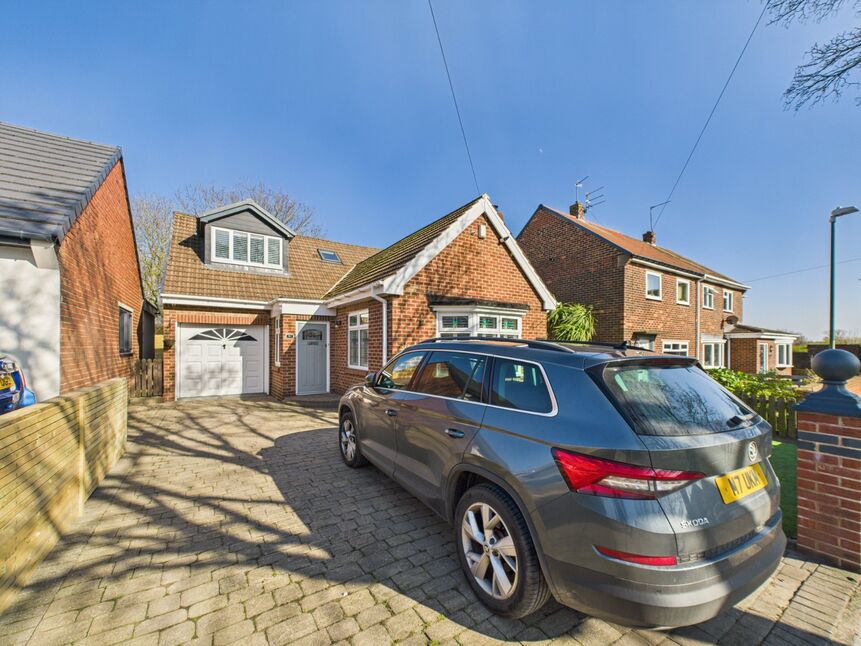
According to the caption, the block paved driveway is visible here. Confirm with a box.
[2,396,860,646]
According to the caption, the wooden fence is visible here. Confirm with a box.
[131,359,163,398]
[737,392,799,439]
[0,378,128,613]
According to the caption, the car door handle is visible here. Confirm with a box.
[445,428,465,439]
[385,408,398,417]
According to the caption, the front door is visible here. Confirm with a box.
[758,343,769,374]
[297,323,328,395]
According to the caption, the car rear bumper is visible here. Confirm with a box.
[544,513,786,628]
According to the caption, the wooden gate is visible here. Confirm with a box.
[131,359,163,398]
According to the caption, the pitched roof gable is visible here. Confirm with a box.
[0,122,121,242]
[198,199,296,239]
[535,205,746,288]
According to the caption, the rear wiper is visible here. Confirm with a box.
[727,413,757,428]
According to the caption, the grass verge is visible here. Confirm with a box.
[771,440,797,538]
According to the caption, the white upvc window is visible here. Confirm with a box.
[274,318,281,367]
[645,271,662,300]
[662,340,690,356]
[676,278,690,305]
[435,309,523,339]
[348,310,369,370]
[776,343,792,368]
[702,342,724,368]
[702,285,715,310]
[211,226,283,269]
[723,290,733,312]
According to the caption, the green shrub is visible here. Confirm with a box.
[707,368,801,399]
[547,303,596,342]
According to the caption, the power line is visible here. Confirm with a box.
[744,256,861,283]
[427,0,480,194]
[653,2,769,229]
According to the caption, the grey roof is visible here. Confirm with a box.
[198,199,297,239]
[0,122,121,242]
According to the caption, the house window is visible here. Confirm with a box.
[118,305,133,356]
[645,271,662,300]
[723,290,733,312]
[435,309,523,339]
[702,342,724,368]
[662,340,690,356]
[211,226,283,269]
[758,343,769,374]
[318,249,341,263]
[274,318,281,367]
[776,343,792,368]
[632,334,656,351]
[676,279,690,305]
[348,310,369,370]
[702,285,715,310]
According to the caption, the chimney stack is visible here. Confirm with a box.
[642,230,656,245]
[569,201,586,219]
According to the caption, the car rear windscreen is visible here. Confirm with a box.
[601,364,755,436]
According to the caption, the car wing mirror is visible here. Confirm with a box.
[365,372,377,387]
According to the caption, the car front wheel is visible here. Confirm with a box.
[454,483,550,618]
[339,411,367,468]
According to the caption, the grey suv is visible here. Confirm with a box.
[337,338,785,627]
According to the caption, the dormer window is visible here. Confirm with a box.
[212,226,282,269]
[318,249,341,263]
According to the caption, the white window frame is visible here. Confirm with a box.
[723,290,733,312]
[318,249,341,263]
[632,334,656,351]
[702,342,724,368]
[776,342,792,368]
[434,308,523,339]
[702,285,715,310]
[758,342,769,373]
[675,278,690,305]
[348,309,369,370]
[118,303,133,356]
[662,340,690,356]
[273,317,281,367]
[211,226,283,269]
[645,271,662,301]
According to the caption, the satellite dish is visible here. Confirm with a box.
[726,315,739,326]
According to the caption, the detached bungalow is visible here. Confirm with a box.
[161,195,556,400]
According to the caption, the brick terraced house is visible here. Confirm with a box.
[517,201,796,374]
[161,195,556,400]
[0,122,154,400]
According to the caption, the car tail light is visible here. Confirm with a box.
[595,545,677,566]
[551,448,704,499]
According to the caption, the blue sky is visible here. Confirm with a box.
[2,1,858,339]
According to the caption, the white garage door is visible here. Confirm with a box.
[177,325,267,398]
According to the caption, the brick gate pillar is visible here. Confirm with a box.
[795,348,861,572]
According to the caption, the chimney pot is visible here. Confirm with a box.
[569,201,586,219]
[642,230,656,245]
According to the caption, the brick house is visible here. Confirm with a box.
[517,202,796,373]
[0,122,154,401]
[161,195,556,400]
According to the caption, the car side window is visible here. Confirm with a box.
[377,352,425,390]
[490,358,553,414]
[412,352,487,401]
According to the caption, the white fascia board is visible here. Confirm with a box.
[430,304,530,315]
[270,298,336,317]
[161,293,269,310]
[325,283,384,309]
[701,334,727,343]
[703,274,750,291]
[725,332,798,341]
[29,239,59,270]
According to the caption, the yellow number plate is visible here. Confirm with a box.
[715,463,767,504]
[0,374,14,391]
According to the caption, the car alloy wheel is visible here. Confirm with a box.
[461,502,519,600]
[340,417,357,461]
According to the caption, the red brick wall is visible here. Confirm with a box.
[58,161,144,393]
[331,298,384,395]
[796,411,861,572]
[161,307,270,401]
[517,209,625,341]
[728,338,792,375]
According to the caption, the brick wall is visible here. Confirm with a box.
[331,298,384,395]
[58,161,144,393]
[0,378,128,612]
[517,209,625,341]
[728,338,792,376]
[796,411,861,572]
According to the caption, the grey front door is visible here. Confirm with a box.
[297,323,327,394]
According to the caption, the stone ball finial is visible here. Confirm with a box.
[812,348,861,383]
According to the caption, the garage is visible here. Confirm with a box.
[177,324,268,398]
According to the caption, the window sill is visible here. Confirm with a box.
[702,306,714,310]
[723,309,733,313]
[645,295,663,301]
[676,300,690,306]
[119,352,132,357]
[347,365,369,372]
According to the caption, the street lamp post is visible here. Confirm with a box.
[830,206,859,349]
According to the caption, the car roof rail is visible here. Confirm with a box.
[536,338,634,351]
[416,337,577,353]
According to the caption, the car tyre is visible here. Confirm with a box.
[339,411,367,468]
[454,483,550,618]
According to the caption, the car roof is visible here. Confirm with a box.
[406,337,661,369]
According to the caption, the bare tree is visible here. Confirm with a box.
[768,0,861,108]
[132,194,174,313]
[175,181,322,237]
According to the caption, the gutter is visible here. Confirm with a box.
[371,288,388,365]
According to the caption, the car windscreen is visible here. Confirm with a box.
[600,363,756,436]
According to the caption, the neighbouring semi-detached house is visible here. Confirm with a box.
[517,201,797,374]
[160,194,556,400]
[0,122,154,400]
